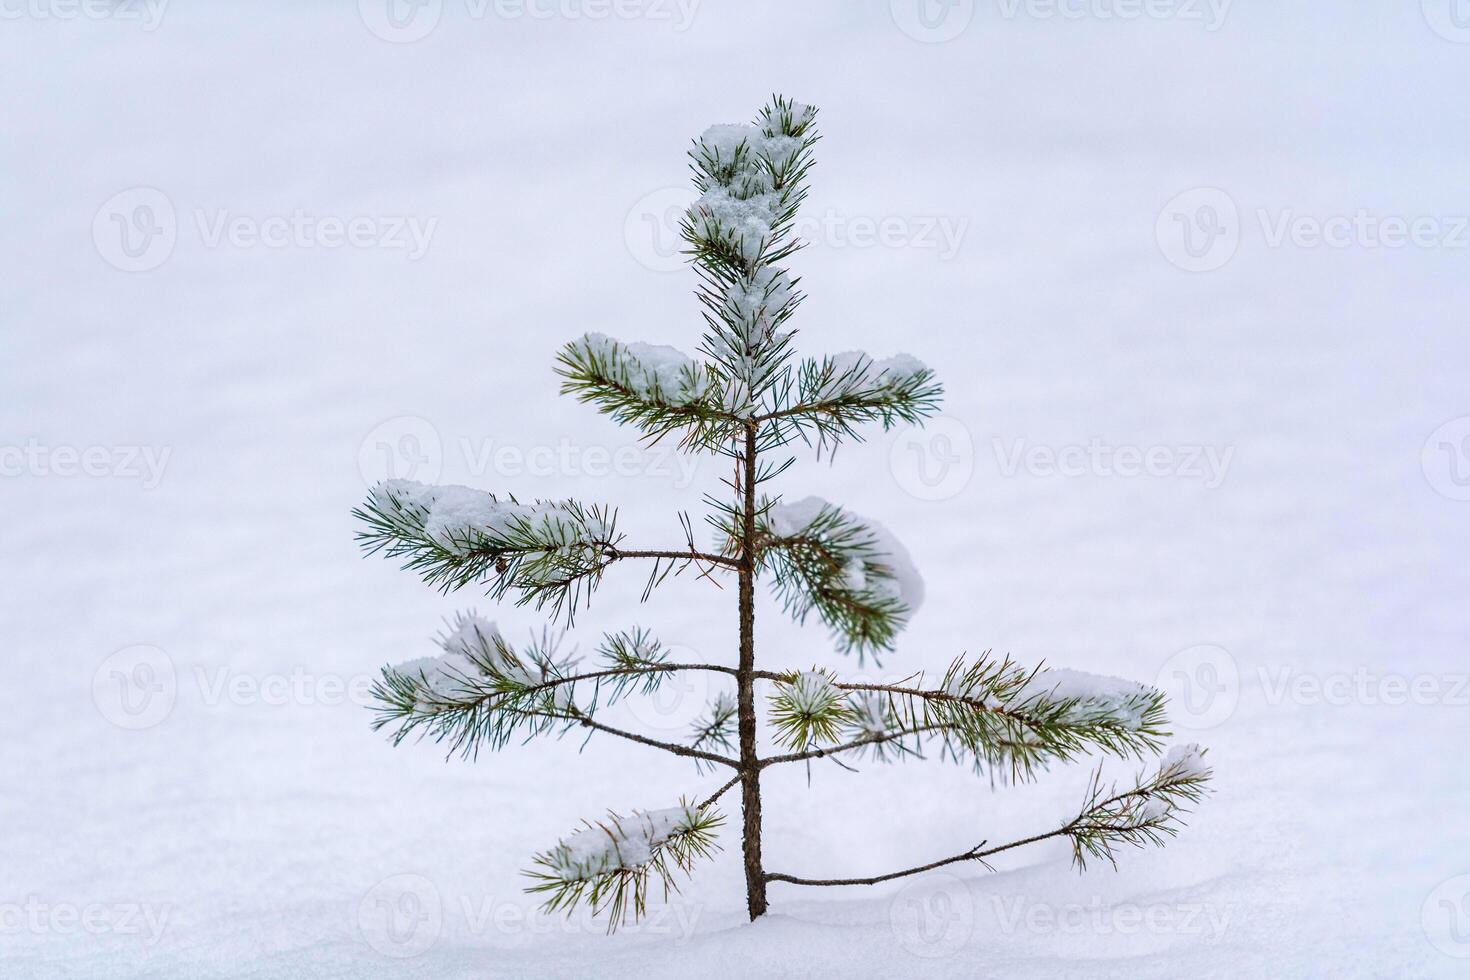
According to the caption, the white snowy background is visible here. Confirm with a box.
[4,2,1469,977]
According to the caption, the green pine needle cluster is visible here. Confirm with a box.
[353,482,620,624]
[1066,748,1213,870]
[758,501,914,659]
[525,803,725,929]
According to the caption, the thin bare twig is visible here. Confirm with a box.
[763,785,1154,887]
[607,546,742,569]
[757,725,947,769]
[530,712,740,770]
[697,774,741,811]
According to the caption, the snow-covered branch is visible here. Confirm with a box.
[355,480,733,623]
[756,656,1169,781]
[369,614,739,766]
[526,802,725,926]
[758,496,924,658]
[757,350,942,451]
[556,333,739,450]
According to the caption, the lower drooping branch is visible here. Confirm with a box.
[762,786,1156,888]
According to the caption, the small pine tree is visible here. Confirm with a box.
[353,96,1212,928]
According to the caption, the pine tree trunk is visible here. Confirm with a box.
[737,421,768,921]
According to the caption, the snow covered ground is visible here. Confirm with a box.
[4,2,1469,976]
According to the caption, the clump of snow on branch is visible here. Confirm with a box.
[569,333,715,405]
[813,351,933,401]
[368,479,611,556]
[1014,668,1155,729]
[768,495,925,613]
[720,266,796,344]
[848,693,889,737]
[769,669,848,748]
[687,104,813,261]
[786,671,840,715]
[388,612,573,713]
[545,805,702,883]
[390,614,522,697]
[1159,742,1210,780]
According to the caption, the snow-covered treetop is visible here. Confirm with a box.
[555,94,940,450]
